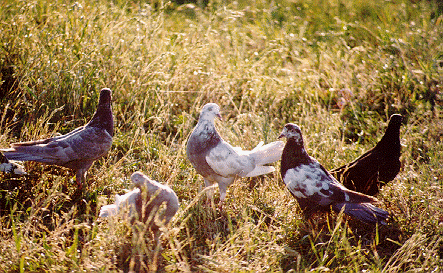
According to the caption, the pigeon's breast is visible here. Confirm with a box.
[187,125,221,177]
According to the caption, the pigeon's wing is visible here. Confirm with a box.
[206,140,255,177]
[58,126,113,167]
[284,162,335,206]
[3,126,112,168]
[10,127,85,147]
[339,152,380,186]
[285,160,375,206]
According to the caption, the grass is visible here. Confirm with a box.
[0,0,442,271]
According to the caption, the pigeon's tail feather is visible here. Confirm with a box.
[250,140,285,166]
[333,202,389,224]
[250,141,264,152]
[1,150,51,163]
[245,165,275,177]
[99,204,118,217]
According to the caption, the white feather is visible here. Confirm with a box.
[99,188,140,218]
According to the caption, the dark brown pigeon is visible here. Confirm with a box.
[279,123,389,224]
[0,88,114,188]
[186,103,284,203]
[330,114,403,196]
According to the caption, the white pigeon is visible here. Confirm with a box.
[186,103,285,203]
[99,171,179,230]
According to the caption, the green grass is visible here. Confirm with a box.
[0,0,442,271]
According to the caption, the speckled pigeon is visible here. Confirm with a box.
[279,123,389,224]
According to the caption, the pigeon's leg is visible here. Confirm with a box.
[203,178,216,206]
[216,176,234,207]
[76,169,86,189]
[204,178,215,198]
[76,162,93,189]
[217,182,229,208]
[219,189,227,203]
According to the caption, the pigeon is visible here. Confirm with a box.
[279,123,389,224]
[186,103,285,203]
[0,151,26,175]
[0,88,113,188]
[330,114,403,196]
[99,171,179,230]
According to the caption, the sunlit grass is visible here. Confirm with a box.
[0,0,442,271]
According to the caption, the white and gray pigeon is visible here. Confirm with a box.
[0,151,26,175]
[279,123,389,224]
[186,103,285,203]
[99,171,179,231]
[0,88,114,188]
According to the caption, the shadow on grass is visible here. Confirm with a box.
[279,210,404,271]
[0,162,99,230]
[176,198,235,270]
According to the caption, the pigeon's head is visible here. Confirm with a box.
[131,171,150,188]
[378,114,403,143]
[279,123,303,144]
[199,103,222,121]
[98,88,112,105]
[388,114,403,128]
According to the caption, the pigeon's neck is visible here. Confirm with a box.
[375,123,401,154]
[192,119,221,151]
[197,119,219,137]
[199,116,216,124]
[87,104,114,136]
[281,138,311,174]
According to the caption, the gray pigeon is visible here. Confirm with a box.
[279,123,389,224]
[99,171,179,231]
[186,103,285,203]
[0,151,26,175]
[0,88,113,188]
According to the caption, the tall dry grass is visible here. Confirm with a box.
[0,0,441,271]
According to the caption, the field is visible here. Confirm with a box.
[0,0,442,272]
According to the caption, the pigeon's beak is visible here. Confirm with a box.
[278,128,287,139]
[216,113,223,121]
